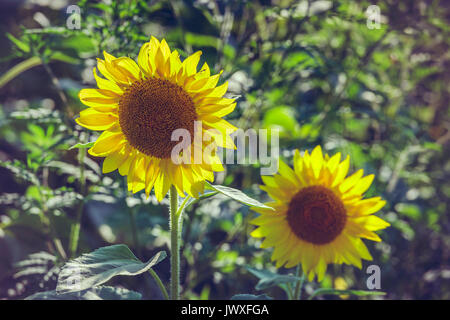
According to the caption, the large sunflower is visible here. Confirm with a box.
[251,146,390,281]
[76,37,237,201]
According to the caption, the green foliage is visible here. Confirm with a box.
[246,266,302,291]
[68,142,95,150]
[0,0,448,300]
[205,183,272,209]
[26,286,142,300]
[56,245,166,294]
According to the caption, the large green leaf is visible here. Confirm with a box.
[26,286,141,300]
[308,288,386,300]
[246,266,301,290]
[56,244,166,294]
[206,183,272,209]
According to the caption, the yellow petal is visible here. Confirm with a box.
[112,57,141,82]
[332,155,350,187]
[204,81,228,98]
[102,144,130,173]
[93,68,123,94]
[118,149,135,176]
[339,169,364,193]
[352,215,391,231]
[202,116,237,133]
[145,158,160,196]
[169,50,182,79]
[78,88,119,113]
[197,102,236,118]
[159,39,171,60]
[348,174,374,196]
[155,43,169,77]
[76,108,118,131]
[348,197,386,216]
[345,220,383,242]
[88,131,124,156]
[278,159,300,186]
[203,127,236,149]
[137,42,151,75]
[310,146,323,179]
[102,52,130,83]
[182,51,202,77]
[327,152,341,173]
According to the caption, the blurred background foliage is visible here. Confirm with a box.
[0,0,449,300]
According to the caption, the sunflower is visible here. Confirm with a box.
[76,37,237,201]
[250,146,390,281]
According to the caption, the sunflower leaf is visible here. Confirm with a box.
[26,286,142,300]
[308,288,386,300]
[68,141,95,150]
[184,190,219,210]
[246,266,302,290]
[206,183,273,209]
[56,244,166,294]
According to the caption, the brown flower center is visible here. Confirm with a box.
[286,185,346,245]
[118,78,197,158]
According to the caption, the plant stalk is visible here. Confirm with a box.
[148,268,169,300]
[294,264,305,300]
[169,185,180,300]
[69,146,86,258]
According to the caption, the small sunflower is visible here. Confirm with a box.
[76,37,237,201]
[251,146,390,281]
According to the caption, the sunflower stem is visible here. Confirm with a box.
[294,264,305,300]
[286,283,294,300]
[169,185,181,300]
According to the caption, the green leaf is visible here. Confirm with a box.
[205,183,272,209]
[263,106,300,138]
[56,244,166,294]
[6,33,30,52]
[231,294,273,300]
[184,190,219,210]
[0,160,39,185]
[26,286,142,300]
[51,51,79,64]
[308,288,386,300]
[185,33,220,48]
[246,266,301,290]
[68,141,95,150]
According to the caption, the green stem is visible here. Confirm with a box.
[148,269,169,300]
[128,202,140,256]
[69,146,86,258]
[169,185,180,300]
[0,56,42,89]
[293,264,305,300]
[286,283,294,300]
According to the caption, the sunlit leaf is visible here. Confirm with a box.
[206,183,272,209]
[6,33,30,52]
[56,244,166,294]
[246,266,301,290]
[68,141,95,150]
